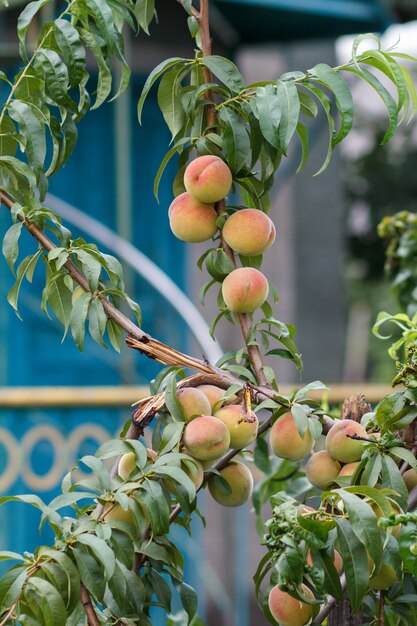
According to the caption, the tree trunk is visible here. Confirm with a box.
[328,395,371,626]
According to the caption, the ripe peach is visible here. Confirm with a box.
[176,387,211,423]
[196,384,229,412]
[403,468,417,491]
[260,221,276,253]
[270,412,314,461]
[214,404,258,448]
[222,267,269,314]
[184,155,232,203]
[222,209,275,256]
[307,549,343,574]
[326,419,367,463]
[183,415,230,461]
[268,584,315,626]
[208,460,253,507]
[338,462,360,478]
[305,450,341,489]
[168,192,218,243]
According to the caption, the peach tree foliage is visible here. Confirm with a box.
[0,0,417,624]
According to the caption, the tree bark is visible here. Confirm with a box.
[328,395,371,626]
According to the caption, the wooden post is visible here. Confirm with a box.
[327,395,371,626]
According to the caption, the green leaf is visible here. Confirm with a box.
[333,488,382,568]
[0,114,19,157]
[80,28,112,110]
[70,290,91,351]
[158,421,185,455]
[205,248,235,281]
[85,0,115,50]
[74,248,102,291]
[88,298,107,348]
[276,80,300,153]
[298,90,318,118]
[72,547,105,601]
[106,318,123,352]
[76,533,115,581]
[310,63,353,145]
[54,19,86,88]
[34,48,74,108]
[157,65,186,139]
[153,137,191,200]
[138,57,187,122]
[380,454,408,510]
[202,56,244,93]
[8,251,42,315]
[219,107,250,173]
[254,85,281,149]
[135,0,155,35]
[25,576,67,626]
[179,583,198,623]
[2,222,23,273]
[8,100,46,185]
[336,517,369,611]
[153,465,196,502]
[0,566,27,608]
[164,376,185,422]
[303,85,334,176]
[343,65,398,144]
[140,481,170,535]
[310,550,343,600]
[17,0,51,61]
[0,551,24,562]
[295,122,309,173]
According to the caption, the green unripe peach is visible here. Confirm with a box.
[208,460,253,507]
[222,267,269,314]
[268,584,315,626]
[184,155,232,203]
[176,387,212,423]
[118,452,136,481]
[403,468,417,491]
[371,502,402,538]
[118,449,157,481]
[222,209,275,256]
[214,404,258,448]
[368,561,399,590]
[338,462,360,479]
[326,419,367,463]
[183,415,230,461]
[168,192,217,243]
[103,502,134,526]
[305,450,341,489]
[270,412,314,461]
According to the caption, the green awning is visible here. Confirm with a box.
[213,0,395,42]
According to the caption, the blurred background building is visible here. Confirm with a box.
[0,1,417,624]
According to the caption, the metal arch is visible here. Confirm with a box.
[46,194,224,364]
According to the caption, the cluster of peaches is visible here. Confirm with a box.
[168,155,275,314]
[266,414,414,626]
[115,385,259,509]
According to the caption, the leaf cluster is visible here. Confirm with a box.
[0,422,202,625]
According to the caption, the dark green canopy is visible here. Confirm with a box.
[213,0,395,43]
